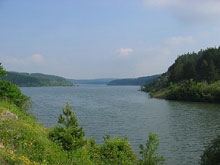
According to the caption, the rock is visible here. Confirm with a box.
[0,143,4,149]
[0,110,18,121]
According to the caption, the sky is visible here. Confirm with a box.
[0,0,220,79]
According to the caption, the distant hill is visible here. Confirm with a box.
[1,72,73,87]
[68,78,115,85]
[107,75,160,86]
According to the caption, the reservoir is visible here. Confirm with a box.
[21,86,220,165]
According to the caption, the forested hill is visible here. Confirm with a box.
[107,74,160,86]
[168,47,220,83]
[1,72,73,87]
[143,47,220,103]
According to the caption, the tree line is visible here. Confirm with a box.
[168,47,220,83]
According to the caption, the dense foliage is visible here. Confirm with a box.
[201,136,220,165]
[99,136,138,164]
[168,47,220,83]
[1,72,73,87]
[108,75,160,86]
[142,47,220,103]
[166,79,220,102]
[141,73,169,93]
[0,63,29,108]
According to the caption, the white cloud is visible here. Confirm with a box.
[119,48,133,56]
[143,0,220,22]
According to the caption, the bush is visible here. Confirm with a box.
[165,80,220,103]
[100,136,138,165]
[201,136,220,165]
[0,79,29,107]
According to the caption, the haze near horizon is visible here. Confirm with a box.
[0,0,220,79]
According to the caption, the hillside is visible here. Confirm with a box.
[107,75,160,86]
[0,100,82,164]
[143,47,220,103]
[1,72,73,87]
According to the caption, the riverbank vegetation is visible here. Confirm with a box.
[142,47,220,103]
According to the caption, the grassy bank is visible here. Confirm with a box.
[0,100,94,164]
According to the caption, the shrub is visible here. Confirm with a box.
[165,80,220,103]
[100,136,138,165]
[0,79,29,108]
[201,135,220,165]
[139,133,165,165]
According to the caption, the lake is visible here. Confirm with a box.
[21,85,220,165]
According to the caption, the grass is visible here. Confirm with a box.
[0,100,92,165]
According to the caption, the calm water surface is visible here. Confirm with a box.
[21,86,220,165]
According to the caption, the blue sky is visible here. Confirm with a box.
[0,0,220,79]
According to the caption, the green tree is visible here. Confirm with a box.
[58,103,79,129]
[0,62,7,76]
[49,103,86,151]
[169,62,184,82]
[206,60,218,83]
[139,133,165,165]
[0,62,29,109]
[183,61,196,80]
